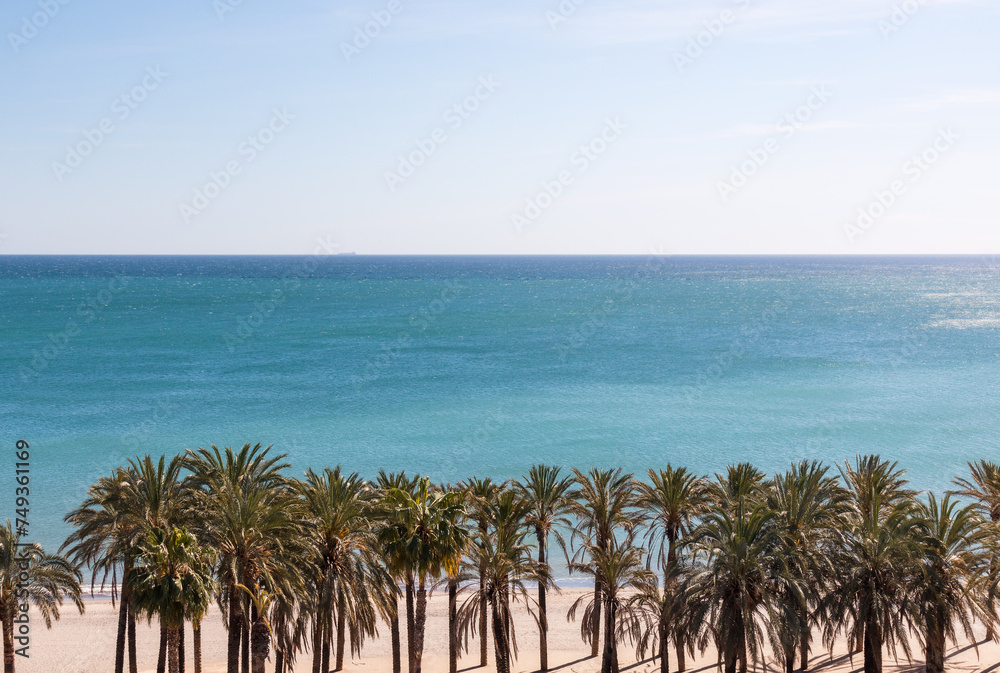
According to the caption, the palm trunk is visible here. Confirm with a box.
[167,626,181,673]
[194,620,203,673]
[413,578,428,673]
[724,647,737,673]
[228,590,243,673]
[601,599,618,673]
[4,604,15,673]
[659,616,670,673]
[784,642,794,673]
[864,619,882,673]
[241,606,251,673]
[179,623,186,673]
[158,621,168,673]
[311,622,322,673]
[322,618,331,673]
[128,599,139,673]
[115,588,128,673]
[800,628,810,671]
[448,579,458,673]
[336,588,346,671]
[925,618,945,673]
[479,537,489,668]
[502,581,512,655]
[251,605,270,673]
[275,648,284,673]
[537,526,549,671]
[406,577,416,673]
[727,621,745,673]
[666,536,682,673]
[390,595,402,673]
[491,597,510,673]
[591,577,603,657]
[989,545,999,642]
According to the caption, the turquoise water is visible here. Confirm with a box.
[3,255,1000,554]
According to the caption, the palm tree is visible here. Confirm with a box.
[678,501,780,673]
[297,467,392,673]
[374,471,419,673]
[184,443,305,673]
[628,564,700,673]
[268,589,307,673]
[910,493,992,673]
[128,454,198,669]
[379,477,468,673]
[434,483,472,673]
[461,476,504,668]
[516,465,573,671]
[708,463,766,515]
[433,559,465,673]
[1,522,84,673]
[682,503,784,673]
[61,468,139,673]
[766,461,848,672]
[570,541,655,673]
[635,466,708,673]
[458,489,548,673]
[568,468,640,658]
[128,526,214,673]
[952,460,1000,523]
[951,459,1000,641]
[839,454,914,520]
[822,455,921,673]
[62,455,192,673]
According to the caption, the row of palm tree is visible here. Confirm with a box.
[56,447,1000,673]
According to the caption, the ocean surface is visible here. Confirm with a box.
[3,255,1000,559]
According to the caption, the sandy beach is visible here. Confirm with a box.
[29,588,1000,673]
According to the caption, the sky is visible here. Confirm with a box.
[0,0,997,255]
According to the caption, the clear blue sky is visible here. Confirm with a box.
[1,0,997,254]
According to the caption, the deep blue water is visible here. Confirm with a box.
[3,255,1000,557]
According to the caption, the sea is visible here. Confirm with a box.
[3,255,1000,563]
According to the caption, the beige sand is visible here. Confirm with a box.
[27,588,1000,673]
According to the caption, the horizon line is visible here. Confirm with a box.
[4,253,1000,258]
